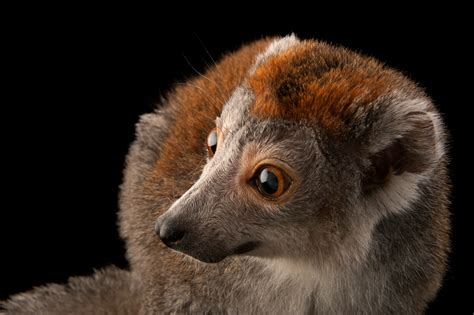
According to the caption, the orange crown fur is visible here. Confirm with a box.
[248,41,410,133]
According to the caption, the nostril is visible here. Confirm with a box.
[162,228,185,244]
[157,220,186,247]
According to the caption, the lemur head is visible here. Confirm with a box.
[148,35,446,265]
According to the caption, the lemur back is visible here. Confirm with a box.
[2,35,450,314]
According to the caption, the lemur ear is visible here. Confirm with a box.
[362,102,445,192]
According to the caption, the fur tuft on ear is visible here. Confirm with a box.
[362,95,446,194]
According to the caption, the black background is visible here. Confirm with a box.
[2,9,472,313]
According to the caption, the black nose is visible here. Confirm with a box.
[155,219,185,247]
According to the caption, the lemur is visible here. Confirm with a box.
[2,35,450,314]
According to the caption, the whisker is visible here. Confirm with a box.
[180,52,235,111]
[182,54,217,87]
[193,32,218,67]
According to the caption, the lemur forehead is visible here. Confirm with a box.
[248,39,396,133]
[219,86,254,132]
[219,36,302,133]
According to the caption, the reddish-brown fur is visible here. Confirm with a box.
[150,39,273,184]
[249,41,409,133]
[2,37,450,314]
[136,39,274,284]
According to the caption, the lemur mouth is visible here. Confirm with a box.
[180,241,260,264]
[232,241,260,255]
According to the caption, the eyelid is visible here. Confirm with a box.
[216,118,231,137]
[215,117,222,127]
[249,158,295,181]
[220,126,229,138]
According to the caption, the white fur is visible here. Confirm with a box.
[260,257,319,312]
[219,86,255,132]
[256,254,366,313]
[369,95,428,152]
[366,172,428,216]
[370,93,445,162]
[426,111,446,162]
[249,34,301,74]
[219,35,301,133]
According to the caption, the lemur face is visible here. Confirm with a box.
[155,91,337,263]
[151,35,444,265]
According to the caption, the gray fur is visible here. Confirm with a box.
[1,267,140,314]
[2,36,450,314]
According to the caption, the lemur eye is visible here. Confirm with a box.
[254,166,291,199]
[207,129,218,157]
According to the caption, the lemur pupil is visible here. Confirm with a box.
[259,168,279,194]
[207,131,218,155]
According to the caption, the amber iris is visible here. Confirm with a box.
[254,165,291,199]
